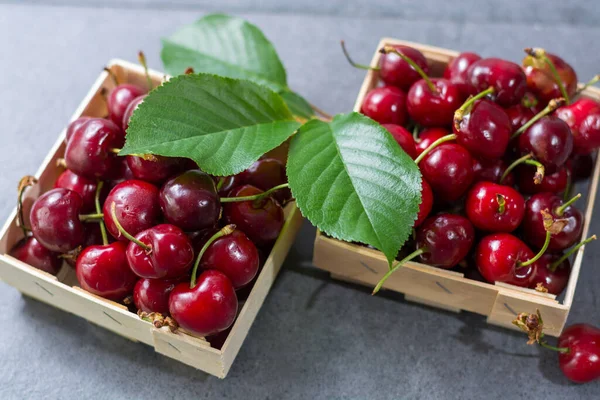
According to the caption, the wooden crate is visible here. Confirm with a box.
[313,38,600,337]
[0,60,304,378]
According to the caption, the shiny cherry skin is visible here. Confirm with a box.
[223,185,284,247]
[382,124,417,159]
[76,241,138,301]
[505,103,535,132]
[416,214,474,269]
[65,118,125,179]
[30,188,85,253]
[238,158,291,204]
[472,158,514,186]
[519,116,574,171]
[414,179,433,228]
[522,192,583,250]
[54,169,101,212]
[215,175,244,197]
[528,253,570,295]
[361,86,407,125]
[465,182,525,232]
[420,143,474,202]
[415,128,450,156]
[200,230,259,289]
[10,237,61,275]
[407,78,463,127]
[133,277,184,315]
[557,324,600,383]
[159,170,220,232]
[107,84,146,129]
[475,233,537,287]
[517,165,568,194]
[555,98,600,154]
[444,52,482,97]
[454,99,512,159]
[523,53,578,105]
[379,45,429,91]
[126,155,185,185]
[169,270,238,337]
[65,116,92,143]
[467,58,527,107]
[570,153,594,181]
[122,94,146,132]
[103,180,161,241]
[126,224,194,279]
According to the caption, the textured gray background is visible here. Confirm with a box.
[1,1,600,399]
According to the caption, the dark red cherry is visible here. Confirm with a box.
[122,94,146,132]
[517,165,568,194]
[30,188,85,253]
[519,116,573,171]
[361,86,407,125]
[200,230,259,289]
[133,277,183,315]
[126,155,185,185]
[126,224,194,279]
[465,182,525,232]
[223,185,284,247]
[416,214,474,269]
[76,241,138,301]
[379,45,429,91]
[475,233,538,287]
[54,169,101,212]
[108,157,136,187]
[466,58,527,107]
[103,180,161,241]
[505,103,535,132]
[407,78,463,127]
[107,84,146,129]
[415,128,450,156]
[169,270,238,337]
[472,158,514,186]
[10,237,61,275]
[65,118,125,179]
[238,158,291,204]
[159,170,220,232]
[454,99,512,159]
[558,324,600,383]
[414,179,433,228]
[443,52,482,97]
[555,98,600,154]
[419,143,474,202]
[65,116,92,143]
[570,153,594,181]
[214,175,244,197]
[522,193,583,250]
[523,52,578,105]
[528,253,570,295]
[382,124,417,159]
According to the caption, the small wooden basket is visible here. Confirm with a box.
[313,38,600,337]
[0,60,304,378]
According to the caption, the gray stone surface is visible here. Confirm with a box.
[1,2,599,399]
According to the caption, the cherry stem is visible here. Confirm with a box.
[578,74,600,94]
[496,194,506,215]
[79,213,104,221]
[16,175,38,236]
[525,48,570,104]
[518,230,551,268]
[549,235,597,271]
[453,87,495,130]
[414,134,457,165]
[109,148,121,155]
[380,46,436,92]
[555,193,581,217]
[500,154,545,184]
[103,67,119,86]
[563,170,573,202]
[190,224,236,288]
[511,98,566,139]
[110,202,151,251]
[220,183,289,206]
[522,93,538,109]
[308,102,333,120]
[341,40,379,71]
[539,340,570,354]
[372,248,426,295]
[412,125,420,142]
[137,51,153,92]
[215,177,226,191]
[94,181,108,246]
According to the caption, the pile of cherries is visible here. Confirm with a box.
[10,62,291,343]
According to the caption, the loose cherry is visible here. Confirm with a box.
[382,124,417,159]
[522,49,578,105]
[126,155,185,185]
[133,277,184,315]
[238,158,291,204]
[472,158,514,186]
[159,170,220,232]
[418,143,474,202]
[65,116,92,143]
[415,128,450,156]
[558,324,600,383]
[414,179,433,228]
[361,86,407,125]
[10,237,61,275]
[107,83,146,129]
[516,165,568,194]
[555,97,600,154]
[466,58,527,107]
[122,94,146,132]
[443,52,482,97]
[54,169,101,212]
[377,45,429,91]
[465,182,525,232]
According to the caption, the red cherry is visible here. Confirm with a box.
[126,155,185,185]
[30,188,85,253]
[555,98,600,154]
[419,143,474,202]
[414,179,433,228]
[517,165,568,194]
[10,237,61,275]
[466,58,527,107]
[107,84,146,129]
[407,78,463,127]
[465,182,525,232]
[361,86,407,125]
[103,180,161,241]
[443,52,482,97]
[133,277,184,315]
[54,169,102,213]
[122,94,146,132]
[505,103,535,132]
[379,45,429,91]
[416,214,474,269]
[558,324,600,383]
[76,241,138,301]
[518,116,573,171]
[65,116,92,143]
[214,175,244,197]
[169,270,238,337]
[570,153,594,181]
[382,124,417,159]
[108,157,136,187]
[528,253,570,295]
[238,158,291,204]
[200,230,259,289]
[523,52,578,105]
[472,158,514,186]
[415,128,450,156]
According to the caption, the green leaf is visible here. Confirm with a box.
[121,73,301,176]
[279,90,315,120]
[287,113,422,265]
